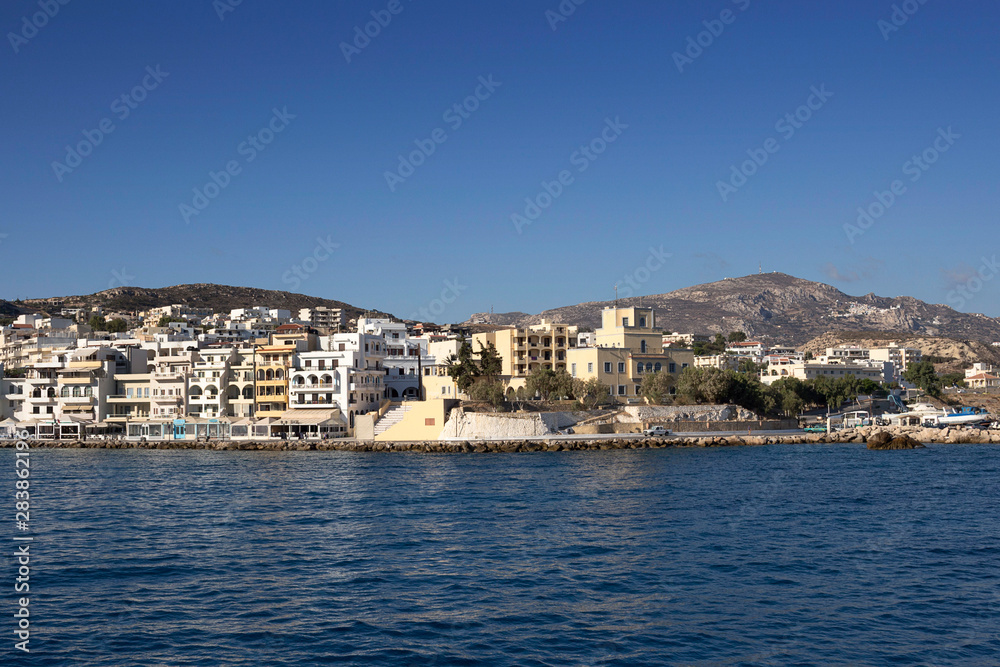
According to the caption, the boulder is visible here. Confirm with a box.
[867,431,925,450]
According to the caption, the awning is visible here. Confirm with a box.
[275,409,345,426]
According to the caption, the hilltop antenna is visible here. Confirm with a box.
[614,283,618,307]
[759,262,762,274]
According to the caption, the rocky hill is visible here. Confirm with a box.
[3,285,390,322]
[800,332,1000,374]
[465,273,1000,346]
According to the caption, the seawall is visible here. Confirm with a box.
[3,425,999,452]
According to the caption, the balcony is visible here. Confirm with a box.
[108,395,150,403]
[290,382,336,391]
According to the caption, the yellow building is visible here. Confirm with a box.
[254,344,299,418]
[565,307,694,403]
[472,319,579,378]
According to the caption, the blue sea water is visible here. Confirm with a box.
[4,444,1000,666]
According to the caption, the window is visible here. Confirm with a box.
[639,317,646,328]
[635,385,641,395]
[617,385,626,395]
[588,362,594,373]
[636,364,643,374]
[640,340,647,353]
[571,363,576,377]
[604,362,611,373]
[655,362,662,372]
[622,317,629,327]
[669,363,676,373]
[618,362,625,373]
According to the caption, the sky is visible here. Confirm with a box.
[2,0,999,322]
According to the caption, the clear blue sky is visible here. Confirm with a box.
[3,0,998,321]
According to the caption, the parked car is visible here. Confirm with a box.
[642,425,671,436]
[803,425,827,433]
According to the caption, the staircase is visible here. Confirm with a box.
[373,404,412,437]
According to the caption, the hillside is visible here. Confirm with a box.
[4,285,391,322]
[800,332,1000,374]
[465,273,1000,346]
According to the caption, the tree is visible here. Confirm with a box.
[640,371,675,405]
[158,316,186,327]
[446,338,480,393]
[940,372,965,388]
[573,377,611,409]
[903,361,942,397]
[728,331,747,343]
[107,318,128,333]
[88,315,107,331]
[469,381,505,411]
[737,358,760,376]
[526,368,573,401]
[477,341,503,382]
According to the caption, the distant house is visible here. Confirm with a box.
[964,372,999,390]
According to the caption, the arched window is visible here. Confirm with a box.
[60,387,70,397]
[646,363,654,372]
[640,340,647,353]
[72,386,82,397]
[654,362,662,372]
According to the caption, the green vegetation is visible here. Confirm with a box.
[692,331,745,356]
[525,368,574,401]
[665,366,885,417]
[445,338,481,393]
[2,367,27,378]
[572,377,611,409]
[640,370,677,405]
[902,360,942,397]
[939,372,966,388]
[107,318,128,333]
[157,316,187,327]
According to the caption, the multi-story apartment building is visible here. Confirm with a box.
[300,307,345,331]
[473,320,579,378]
[227,347,257,418]
[285,332,387,430]
[254,343,302,418]
[188,347,239,419]
[760,359,893,385]
[359,318,424,400]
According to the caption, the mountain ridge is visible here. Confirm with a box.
[464,273,1000,346]
[0,284,391,323]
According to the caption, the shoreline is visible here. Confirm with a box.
[3,425,999,451]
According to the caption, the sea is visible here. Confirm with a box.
[4,444,999,666]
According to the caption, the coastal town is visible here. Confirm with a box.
[1,301,997,444]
